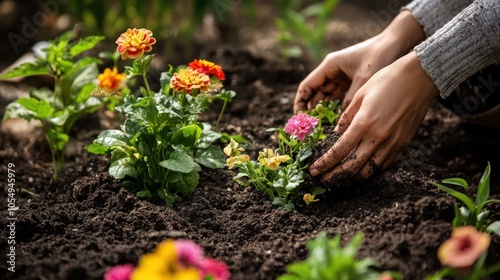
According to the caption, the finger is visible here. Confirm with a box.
[380,151,404,171]
[341,78,365,109]
[310,81,343,108]
[294,67,329,113]
[355,143,393,181]
[309,122,364,177]
[334,97,362,135]
[320,138,373,183]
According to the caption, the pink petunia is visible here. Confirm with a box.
[103,263,134,280]
[175,239,205,266]
[284,113,319,141]
[200,258,231,280]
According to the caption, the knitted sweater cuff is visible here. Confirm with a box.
[403,0,472,37]
[413,0,500,98]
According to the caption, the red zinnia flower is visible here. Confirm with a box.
[188,59,225,81]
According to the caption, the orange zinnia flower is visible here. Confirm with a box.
[437,226,491,269]
[170,68,211,94]
[116,28,156,60]
[188,59,225,81]
[97,67,126,93]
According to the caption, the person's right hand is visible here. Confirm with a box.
[293,10,425,113]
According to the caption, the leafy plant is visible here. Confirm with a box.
[274,0,340,62]
[88,29,232,207]
[1,31,104,180]
[425,226,500,280]
[432,162,500,235]
[277,231,400,280]
[224,101,340,210]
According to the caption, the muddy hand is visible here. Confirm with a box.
[309,52,440,183]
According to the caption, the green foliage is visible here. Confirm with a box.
[277,232,400,280]
[432,162,500,236]
[226,101,340,209]
[2,31,104,180]
[274,0,340,62]
[88,53,231,207]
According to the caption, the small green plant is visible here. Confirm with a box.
[274,0,340,62]
[1,31,104,180]
[88,28,233,207]
[277,231,400,280]
[432,162,500,235]
[224,101,340,210]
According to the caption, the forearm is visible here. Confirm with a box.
[414,0,500,98]
[375,10,425,60]
[403,0,472,37]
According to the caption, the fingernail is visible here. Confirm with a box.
[310,168,319,176]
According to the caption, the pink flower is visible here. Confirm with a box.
[437,226,491,269]
[104,263,134,280]
[175,239,205,266]
[284,113,319,141]
[200,258,231,280]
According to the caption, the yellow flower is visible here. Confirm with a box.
[131,239,201,280]
[170,68,211,94]
[116,28,156,60]
[223,138,244,157]
[97,67,126,94]
[258,149,290,170]
[437,226,491,269]
[227,154,250,169]
[303,193,319,205]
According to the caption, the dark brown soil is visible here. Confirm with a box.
[1,47,500,280]
[1,1,500,278]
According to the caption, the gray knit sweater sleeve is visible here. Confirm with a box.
[403,0,472,37]
[407,0,500,97]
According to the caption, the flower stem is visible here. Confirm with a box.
[214,100,228,131]
[142,73,152,97]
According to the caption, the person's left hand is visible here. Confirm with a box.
[309,52,440,182]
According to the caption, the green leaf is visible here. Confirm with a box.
[476,162,491,206]
[171,124,203,147]
[17,98,53,119]
[442,178,469,191]
[136,189,152,198]
[166,170,200,194]
[195,146,226,169]
[159,151,197,173]
[94,130,129,148]
[86,143,108,155]
[476,199,500,214]
[69,36,105,57]
[45,129,69,151]
[486,221,500,236]
[109,157,138,179]
[432,182,476,212]
[0,60,51,78]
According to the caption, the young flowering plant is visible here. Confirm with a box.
[104,239,230,280]
[432,162,500,235]
[277,231,401,280]
[224,100,340,210]
[88,28,235,206]
[425,226,500,280]
[1,31,104,180]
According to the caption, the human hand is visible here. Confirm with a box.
[293,11,424,113]
[309,52,439,183]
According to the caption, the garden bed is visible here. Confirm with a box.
[1,46,500,280]
[2,0,500,278]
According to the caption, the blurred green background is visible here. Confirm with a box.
[0,0,410,69]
